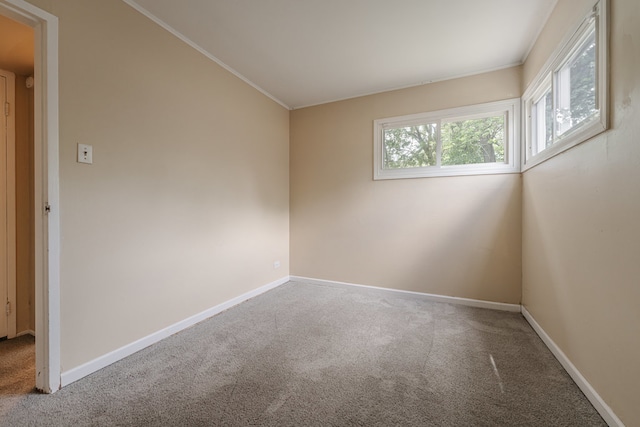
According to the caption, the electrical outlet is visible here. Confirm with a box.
[78,143,93,164]
[273,261,281,269]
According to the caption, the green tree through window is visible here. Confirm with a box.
[567,30,597,128]
[442,116,505,165]
[383,115,505,169]
[383,124,437,169]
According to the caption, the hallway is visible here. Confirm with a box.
[0,335,35,395]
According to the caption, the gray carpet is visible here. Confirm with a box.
[0,281,605,426]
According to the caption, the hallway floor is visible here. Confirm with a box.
[0,335,35,396]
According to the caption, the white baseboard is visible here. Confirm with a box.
[290,275,521,312]
[16,329,35,337]
[521,307,624,427]
[60,276,290,387]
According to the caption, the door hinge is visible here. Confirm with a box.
[6,301,10,316]
[4,102,9,117]
[45,203,51,214]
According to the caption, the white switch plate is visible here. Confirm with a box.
[273,261,281,269]
[78,143,93,164]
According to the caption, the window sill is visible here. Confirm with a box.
[521,119,607,172]
[374,164,521,180]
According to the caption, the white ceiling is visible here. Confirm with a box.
[126,0,557,109]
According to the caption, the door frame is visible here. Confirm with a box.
[0,68,16,340]
[0,0,60,393]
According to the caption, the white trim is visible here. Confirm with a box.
[521,307,624,427]
[16,329,35,337]
[41,5,61,395]
[0,0,60,393]
[290,276,521,312]
[121,0,290,111]
[60,276,290,387]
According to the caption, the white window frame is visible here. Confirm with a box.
[530,77,552,155]
[522,0,608,170]
[373,98,520,180]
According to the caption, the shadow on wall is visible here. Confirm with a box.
[399,175,522,303]
[293,170,522,304]
[521,174,569,345]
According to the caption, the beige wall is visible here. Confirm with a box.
[522,0,640,425]
[25,0,290,371]
[14,74,35,334]
[291,68,522,304]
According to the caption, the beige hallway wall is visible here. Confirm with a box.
[0,68,35,336]
[291,68,522,303]
[25,0,290,372]
[0,11,36,337]
[521,0,640,425]
[14,74,35,334]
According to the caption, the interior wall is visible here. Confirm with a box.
[14,73,35,334]
[290,68,522,303]
[24,0,290,372]
[521,0,640,425]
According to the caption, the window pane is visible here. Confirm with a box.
[383,124,437,169]
[555,26,597,137]
[441,115,505,166]
[532,89,553,155]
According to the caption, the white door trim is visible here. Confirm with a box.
[0,0,60,393]
[0,68,17,339]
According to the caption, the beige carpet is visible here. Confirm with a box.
[0,335,35,396]
[0,282,605,426]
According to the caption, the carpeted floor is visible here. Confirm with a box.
[0,335,36,396]
[0,281,605,426]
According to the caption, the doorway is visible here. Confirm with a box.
[0,0,60,393]
[0,13,34,394]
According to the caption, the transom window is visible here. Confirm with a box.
[523,0,608,169]
[374,99,520,180]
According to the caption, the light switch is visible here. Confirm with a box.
[78,143,93,164]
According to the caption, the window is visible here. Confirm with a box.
[523,0,608,169]
[373,99,520,180]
